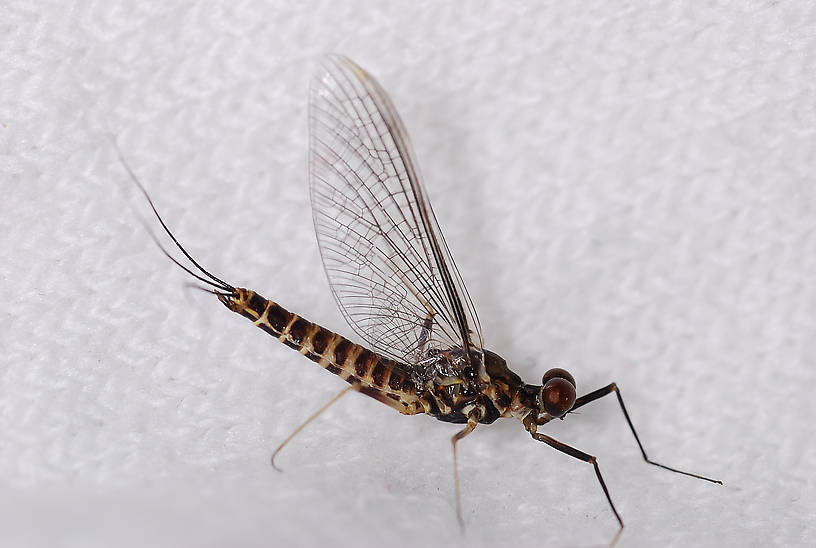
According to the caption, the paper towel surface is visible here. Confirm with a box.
[2,2,814,547]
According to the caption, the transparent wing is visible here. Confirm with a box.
[308,54,486,380]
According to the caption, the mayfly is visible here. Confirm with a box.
[126,54,721,532]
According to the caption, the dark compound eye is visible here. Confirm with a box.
[541,367,575,388]
[539,377,576,418]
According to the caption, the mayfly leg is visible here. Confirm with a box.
[528,429,624,529]
[527,382,722,531]
[450,406,483,532]
[270,383,362,471]
[569,383,722,484]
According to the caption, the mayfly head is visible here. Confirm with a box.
[538,368,577,419]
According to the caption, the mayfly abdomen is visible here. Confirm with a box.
[220,288,423,414]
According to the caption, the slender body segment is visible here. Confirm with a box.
[126,53,721,537]
[221,288,424,415]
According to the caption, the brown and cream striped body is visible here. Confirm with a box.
[219,288,432,415]
[218,288,522,426]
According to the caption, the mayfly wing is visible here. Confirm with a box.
[307,54,486,381]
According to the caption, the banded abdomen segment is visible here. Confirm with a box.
[219,288,423,415]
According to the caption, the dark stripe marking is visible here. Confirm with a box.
[311,327,330,355]
[325,364,342,375]
[358,348,375,366]
[248,293,267,317]
[371,361,386,387]
[388,372,403,391]
[266,303,289,332]
[334,339,351,365]
[425,396,441,416]
[355,355,368,378]
[288,317,310,344]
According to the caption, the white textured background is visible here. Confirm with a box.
[2,2,814,547]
